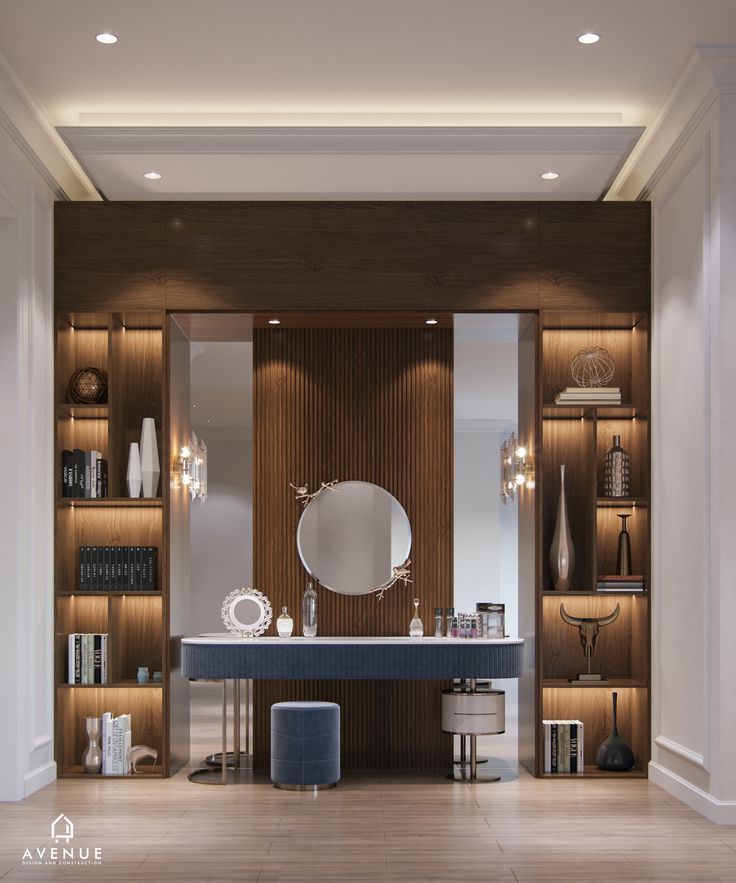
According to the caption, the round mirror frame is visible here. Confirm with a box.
[221,587,273,638]
[296,480,412,596]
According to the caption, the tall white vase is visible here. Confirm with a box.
[140,418,160,498]
[126,442,142,498]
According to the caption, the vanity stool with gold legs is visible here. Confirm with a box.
[442,679,505,783]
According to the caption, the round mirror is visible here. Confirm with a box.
[296,481,411,595]
[221,587,273,638]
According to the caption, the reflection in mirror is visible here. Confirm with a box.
[297,481,411,595]
[234,597,262,627]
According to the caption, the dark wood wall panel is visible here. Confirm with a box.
[55,203,166,310]
[55,201,650,314]
[539,203,650,311]
[253,327,453,768]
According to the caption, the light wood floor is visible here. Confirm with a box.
[2,689,735,882]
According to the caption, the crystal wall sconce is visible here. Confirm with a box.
[501,433,534,504]
[178,432,208,503]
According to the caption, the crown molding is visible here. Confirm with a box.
[57,125,643,157]
[607,45,736,201]
[0,50,99,201]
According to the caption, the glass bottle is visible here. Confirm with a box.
[409,598,424,637]
[302,581,318,637]
[603,435,630,498]
[277,606,294,638]
[445,607,455,638]
[434,607,444,638]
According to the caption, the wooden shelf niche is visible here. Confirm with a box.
[538,311,650,780]
[54,310,167,780]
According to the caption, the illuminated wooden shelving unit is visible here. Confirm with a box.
[538,311,650,778]
[54,311,168,778]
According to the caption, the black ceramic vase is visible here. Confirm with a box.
[595,691,635,771]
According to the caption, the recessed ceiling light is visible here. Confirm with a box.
[578,32,600,44]
[541,171,560,180]
[268,318,281,325]
[95,32,118,44]
[143,171,162,180]
[425,319,438,325]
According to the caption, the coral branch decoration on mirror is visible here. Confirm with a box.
[294,480,412,599]
[221,587,273,638]
[290,480,338,507]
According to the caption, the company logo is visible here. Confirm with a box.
[21,814,102,867]
[51,813,74,843]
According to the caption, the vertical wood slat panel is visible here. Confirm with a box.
[253,328,453,768]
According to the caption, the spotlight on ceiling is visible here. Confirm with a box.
[95,33,118,44]
[425,319,438,325]
[541,171,560,180]
[143,171,162,180]
[578,32,600,44]
[268,319,281,325]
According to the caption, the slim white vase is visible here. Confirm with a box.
[126,442,142,498]
[140,418,160,497]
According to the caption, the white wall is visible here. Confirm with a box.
[190,430,253,633]
[611,47,736,824]
[0,124,56,800]
[453,332,518,636]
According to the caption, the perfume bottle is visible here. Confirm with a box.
[451,616,459,638]
[434,607,444,638]
[409,598,424,637]
[603,434,630,498]
[302,581,318,637]
[445,607,455,637]
[277,606,294,638]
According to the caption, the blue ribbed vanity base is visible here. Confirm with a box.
[271,701,341,790]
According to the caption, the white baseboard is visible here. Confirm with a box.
[24,760,56,797]
[649,761,736,825]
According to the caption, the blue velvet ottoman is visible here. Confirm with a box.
[270,701,341,791]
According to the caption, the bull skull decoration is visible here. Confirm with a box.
[559,603,620,682]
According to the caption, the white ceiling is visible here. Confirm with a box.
[1,0,735,199]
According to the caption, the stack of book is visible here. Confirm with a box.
[67,633,108,684]
[78,546,158,591]
[597,575,645,592]
[543,720,585,773]
[554,386,622,405]
[61,449,108,498]
[100,712,132,775]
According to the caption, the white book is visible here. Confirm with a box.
[90,451,100,499]
[543,720,551,773]
[122,714,131,774]
[578,720,585,772]
[101,634,107,684]
[561,386,620,394]
[101,711,112,774]
[80,633,88,685]
[111,716,120,775]
[67,634,76,685]
[87,634,95,684]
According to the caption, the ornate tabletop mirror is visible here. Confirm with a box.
[221,587,273,638]
[296,480,412,595]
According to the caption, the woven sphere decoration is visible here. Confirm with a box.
[68,367,108,404]
[570,346,615,388]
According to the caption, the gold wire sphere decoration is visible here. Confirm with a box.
[570,346,615,388]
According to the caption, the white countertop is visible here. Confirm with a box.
[183,634,523,646]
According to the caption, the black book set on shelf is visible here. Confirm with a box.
[78,546,158,591]
[68,633,108,684]
[61,449,108,498]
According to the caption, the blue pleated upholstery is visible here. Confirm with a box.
[271,701,340,787]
